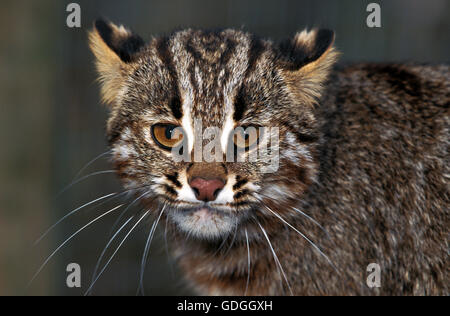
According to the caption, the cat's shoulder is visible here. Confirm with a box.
[317,62,449,163]
[329,62,449,105]
[321,62,449,127]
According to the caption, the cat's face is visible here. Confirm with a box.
[90,20,337,240]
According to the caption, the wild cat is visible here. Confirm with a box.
[85,19,449,295]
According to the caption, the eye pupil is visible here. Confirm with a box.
[165,126,175,139]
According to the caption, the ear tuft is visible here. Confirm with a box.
[94,19,145,63]
[89,19,145,105]
[279,28,339,107]
[279,29,335,70]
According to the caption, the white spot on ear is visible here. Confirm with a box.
[293,29,318,49]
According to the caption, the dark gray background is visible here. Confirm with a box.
[1,0,449,295]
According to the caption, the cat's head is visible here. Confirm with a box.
[89,19,337,240]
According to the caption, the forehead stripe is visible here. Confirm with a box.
[156,36,183,119]
[233,36,265,121]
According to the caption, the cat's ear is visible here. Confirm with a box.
[89,19,145,105]
[279,29,338,106]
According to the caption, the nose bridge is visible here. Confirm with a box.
[187,162,227,181]
[189,114,226,161]
[187,162,227,202]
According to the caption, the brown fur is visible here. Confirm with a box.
[89,20,449,295]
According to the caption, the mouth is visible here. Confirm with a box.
[179,204,231,216]
[167,203,241,239]
[160,196,254,212]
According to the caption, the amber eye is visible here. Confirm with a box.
[232,126,261,150]
[151,123,184,150]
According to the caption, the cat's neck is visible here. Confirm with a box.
[168,214,298,295]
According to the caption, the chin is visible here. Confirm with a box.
[168,205,240,240]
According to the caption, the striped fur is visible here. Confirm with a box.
[89,20,449,295]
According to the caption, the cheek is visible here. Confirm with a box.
[225,164,262,191]
[111,126,139,163]
[111,142,142,190]
[112,143,138,162]
[141,123,153,146]
[110,134,158,190]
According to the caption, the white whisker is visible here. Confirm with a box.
[54,170,116,199]
[91,216,135,285]
[257,222,293,296]
[223,224,238,256]
[84,210,150,296]
[109,190,151,235]
[244,229,251,296]
[37,186,150,246]
[28,204,123,287]
[290,206,326,232]
[72,151,112,181]
[138,204,166,295]
[34,192,118,245]
[163,211,176,279]
[256,197,337,272]
[256,192,328,236]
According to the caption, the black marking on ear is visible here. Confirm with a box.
[311,29,334,61]
[278,29,334,71]
[94,19,145,63]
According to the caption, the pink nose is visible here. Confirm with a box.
[189,177,225,202]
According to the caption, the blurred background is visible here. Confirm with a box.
[0,0,449,295]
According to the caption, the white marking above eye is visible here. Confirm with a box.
[220,98,235,153]
[181,94,195,154]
